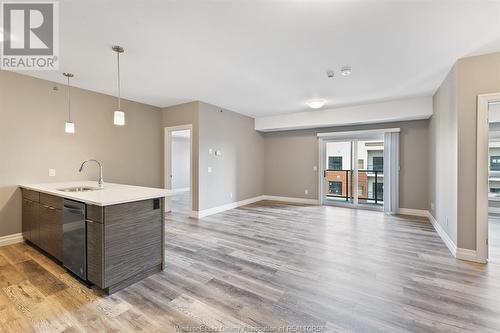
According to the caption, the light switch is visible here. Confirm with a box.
[208,167,212,173]
[313,166,317,171]
[305,189,309,195]
[48,169,56,177]
[208,149,213,155]
[215,150,221,156]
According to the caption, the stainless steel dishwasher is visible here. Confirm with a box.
[62,199,87,280]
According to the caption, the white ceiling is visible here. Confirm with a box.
[18,0,500,117]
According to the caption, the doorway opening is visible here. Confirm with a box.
[487,100,500,263]
[477,93,500,263]
[164,125,193,216]
[322,138,384,210]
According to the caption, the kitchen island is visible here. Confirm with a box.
[19,181,174,294]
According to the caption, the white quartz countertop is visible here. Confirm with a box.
[19,181,176,206]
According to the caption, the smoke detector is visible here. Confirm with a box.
[341,65,352,76]
[326,70,334,78]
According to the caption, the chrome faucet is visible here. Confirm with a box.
[78,159,104,188]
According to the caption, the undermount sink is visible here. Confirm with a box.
[57,186,102,192]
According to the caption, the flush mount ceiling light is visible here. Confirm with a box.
[307,99,326,109]
[112,45,125,126]
[63,72,75,134]
[341,65,352,76]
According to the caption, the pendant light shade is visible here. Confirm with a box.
[65,121,75,133]
[113,110,125,126]
[63,72,75,134]
[112,45,125,126]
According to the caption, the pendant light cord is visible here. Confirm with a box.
[67,75,71,122]
[117,51,121,110]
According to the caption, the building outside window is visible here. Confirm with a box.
[491,156,500,171]
[373,183,384,200]
[372,156,383,171]
[358,159,364,170]
[329,181,342,195]
[329,156,343,170]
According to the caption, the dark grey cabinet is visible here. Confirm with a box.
[22,190,62,261]
[22,189,165,294]
[104,199,162,288]
[22,198,39,244]
[39,204,62,261]
[86,215,104,288]
[86,200,164,293]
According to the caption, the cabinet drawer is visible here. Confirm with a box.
[40,193,63,210]
[87,205,103,223]
[22,189,39,202]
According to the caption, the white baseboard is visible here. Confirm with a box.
[427,212,457,257]
[191,195,266,219]
[261,195,319,205]
[190,194,320,219]
[397,208,429,217]
[404,211,486,264]
[0,233,24,247]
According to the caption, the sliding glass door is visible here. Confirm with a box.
[322,137,384,210]
[323,141,354,204]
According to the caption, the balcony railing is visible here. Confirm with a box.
[325,169,384,204]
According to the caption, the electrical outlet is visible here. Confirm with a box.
[431,202,435,210]
[48,169,56,177]
[305,189,309,195]
[313,166,317,171]
[208,167,212,173]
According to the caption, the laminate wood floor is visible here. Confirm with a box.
[1,201,500,333]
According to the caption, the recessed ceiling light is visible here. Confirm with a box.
[307,99,326,109]
[341,65,352,76]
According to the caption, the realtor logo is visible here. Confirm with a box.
[1,1,59,70]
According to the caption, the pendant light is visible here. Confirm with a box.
[63,72,75,133]
[112,45,125,126]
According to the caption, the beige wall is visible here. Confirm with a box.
[430,66,458,245]
[456,52,500,250]
[431,51,500,251]
[264,120,430,210]
[198,102,265,210]
[162,101,265,212]
[0,70,162,237]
